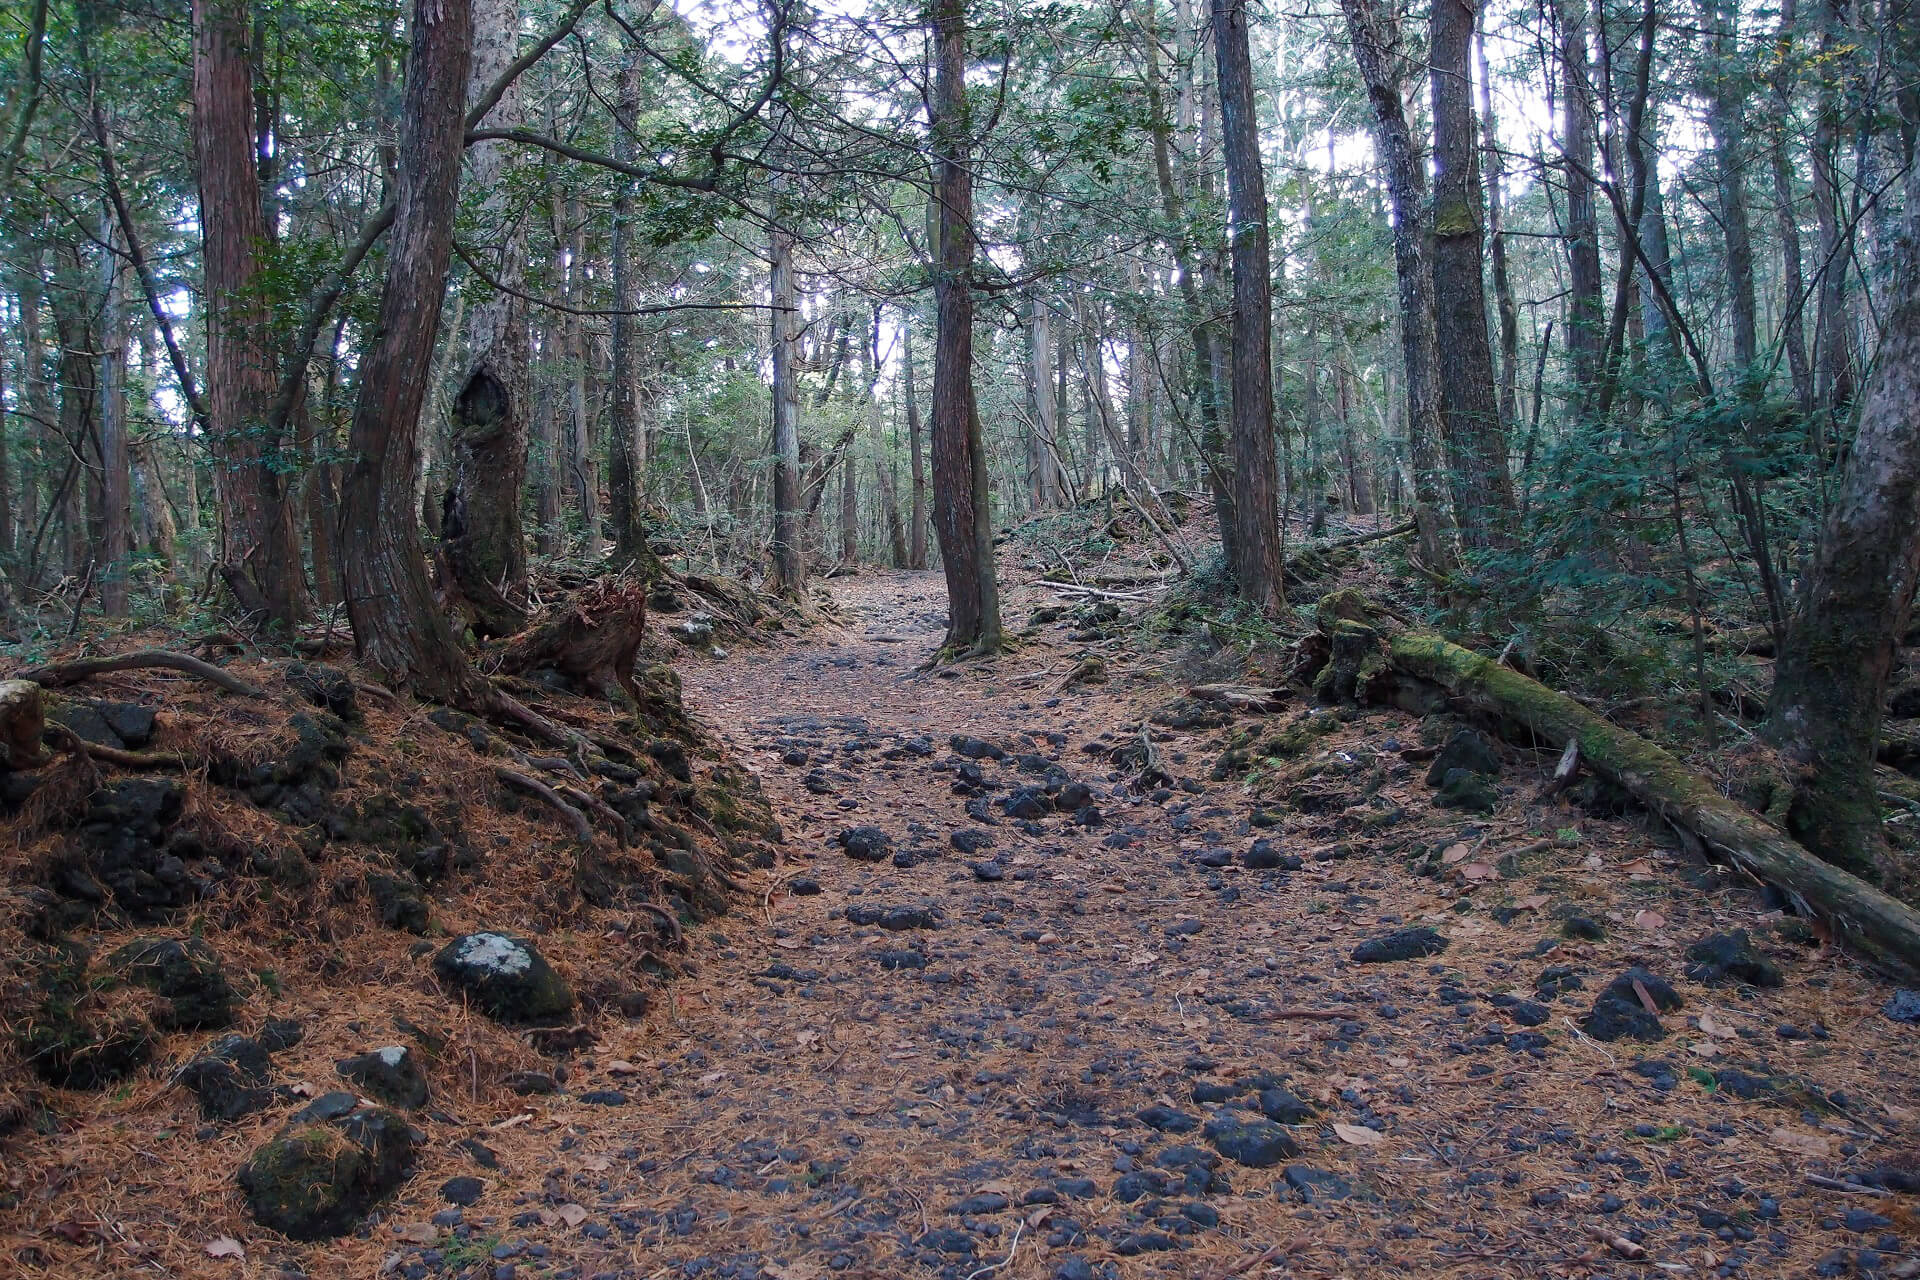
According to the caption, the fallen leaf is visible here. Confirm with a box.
[1583,852,1604,871]
[1128,950,1158,966]
[1333,1123,1385,1146]
[1633,909,1667,931]
[977,1180,1018,1197]
[1387,1056,1410,1068]
[580,1156,611,1173]
[1514,893,1550,911]
[392,1223,437,1245]
[1689,1040,1721,1057]
[607,1060,640,1075]
[1441,843,1471,865]
[762,1264,823,1280]
[491,1112,533,1130]
[774,938,804,950]
[557,1203,589,1228]
[1769,1126,1832,1158]
[1697,1011,1734,1040]
[204,1237,245,1260]
[1460,861,1499,882]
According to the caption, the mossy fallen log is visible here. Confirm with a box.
[1387,630,1920,980]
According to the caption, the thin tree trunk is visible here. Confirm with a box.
[340,0,480,700]
[442,0,530,636]
[1477,32,1520,438]
[1558,0,1605,407]
[867,308,909,568]
[929,0,1002,653]
[96,212,130,618]
[607,51,647,570]
[1810,0,1855,429]
[903,322,927,570]
[51,248,95,579]
[769,209,804,595]
[1211,0,1284,609]
[1028,297,1058,508]
[1339,0,1451,565]
[1699,0,1758,375]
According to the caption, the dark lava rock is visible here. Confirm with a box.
[1056,782,1094,811]
[237,1095,416,1239]
[1192,846,1233,869]
[367,873,431,935]
[1425,728,1501,785]
[950,736,1007,761]
[109,936,236,1030]
[970,861,1006,882]
[1000,787,1053,820]
[1351,927,1449,964]
[579,1090,628,1106]
[1582,968,1683,1042]
[432,933,574,1023]
[1561,916,1607,941]
[1685,930,1783,988]
[18,1010,153,1090]
[1243,839,1287,869]
[285,662,359,721]
[1883,990,1920,1024]
[1203,1111,1301,1168]
[951,828,996,855]
[1537,965,1584,998]
[1138,1105,1199,1134]
[1434,768,1498,814]
[949,1192,1010,1214]
[876,949,928,970]
[179,1034,273,1121]
[1507,1000,1551,1027]
[337,1045,430,1109]
[69,779,190,918]
[441,1175,484,1206]
[1256,1087,1315,1125]
[845,904,939,931]
[837,826,892,862]
[1284,1166,1355,1203]
[917,1227,977,1256]
[503,1070,556,1095]
[788,877,823,897]
[260,1018,305,1053]
[1054,1258,1095,1280]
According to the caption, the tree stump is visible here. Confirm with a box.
[0,679,47,769]
[496,580,649,703]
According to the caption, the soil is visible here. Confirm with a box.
[8,566,1920,1280]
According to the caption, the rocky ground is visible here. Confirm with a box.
[9,563,1920,1280]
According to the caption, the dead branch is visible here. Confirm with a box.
[19,649,269,699]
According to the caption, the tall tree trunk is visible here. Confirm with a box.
[15,260,51,585]
[1028,297,1059,508]
[96,214,130,618]
[769,212,804,596]
[1809,0,1855,433]
[340,0,479,700]
[561,196,599,550]
[1477,31,1520,438]
[441,0,530,637]
[1558,0,1604,408]
[1339,0,1451,566]
[1699,0,1758,376]
[929,0,1002,653]
[1765,225,1920,884]
[1211,0,1284,609]
[1429,0,1515,544]
[839,443,858,567]
[607,51,648,571]
[903,322,927,569]
[868,310,909,568]
[192,0,310,628]
[51,248,95,579]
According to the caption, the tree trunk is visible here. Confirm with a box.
[50,248,95,579]
[1699,0,1758,376]
[442,0,531,636]
[1557,0,1604,408]
[1211,0,1284,610]
[1765,226,1920,885]
[339,0,480,701]
[868,310,909,568]
[1428,0,1515,544]
[929,0,1002,652]
[192,0,310,628]
[1028,297,1057,509]
[96,214,131,618]
[839,441,858,568]
[1340,0,1450,566]
[607,51,648,571]
[903,322,927,570]
[1810,0,1855,429]
[1475,32,1520,442]
[769,211,804,596]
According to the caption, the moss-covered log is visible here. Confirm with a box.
[1389,630,1920,981]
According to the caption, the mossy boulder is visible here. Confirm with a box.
[237,1093,416,1239]
[17,1008,154,1089]
[108,936,236,1030]
[432,932,574,1023]
[336,1045,429,1109]
[179,1034,274,1121]
[366,872,430,934]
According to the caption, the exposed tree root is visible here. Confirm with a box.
[18,649,269,699]
[494,766,593,844]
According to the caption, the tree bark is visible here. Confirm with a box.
[442,0,531,636]
[1428,0,1515,544]
[1699,0,1759,375]
[1765,226,1920,885]
[1028,297,1058,509]
[769,209,804,596]
[867,310,909,567]
[1557,0,1604,407]
[903,321,928,570]
[929,0,1002,652]
[340,0,481,701]
[1210,0,1284,610]
[192,0,310,628]
[1476,32,1520,441]
[95,213,130,618]
[607,51,649,570]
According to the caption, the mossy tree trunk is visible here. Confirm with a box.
[1765,227,1920,885]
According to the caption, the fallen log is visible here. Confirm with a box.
[1188,684,1287,714]
[1388,630,1920,980]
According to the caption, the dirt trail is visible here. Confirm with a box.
[440,570,1917,1280]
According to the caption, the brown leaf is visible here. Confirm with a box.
[1460,861,1499,882]
[204,1237,246,1260]
[1769,1126,1832,1158]
[556,1203,589,1228]
[392,1223,438,1245]
[1441,843,1471,864]
[1633,909,1666,931]
[1332,1122,1385,1146]
[1514,893,1550,911]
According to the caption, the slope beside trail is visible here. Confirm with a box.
[439,567,1920,1280]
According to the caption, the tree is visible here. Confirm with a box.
[1765,227,1920,884]
[769,208,805,597]
[340,0,481,700]
[1340,0,1453,567]
[927,0,1002,654]
[442,0,532,637]
[1428,0,1515,544]
[192,0,311,628]
[1210,0,1284,610]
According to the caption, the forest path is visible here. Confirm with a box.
[493,570,1913,1280]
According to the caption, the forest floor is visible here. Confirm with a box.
[10,556,1920,1280]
